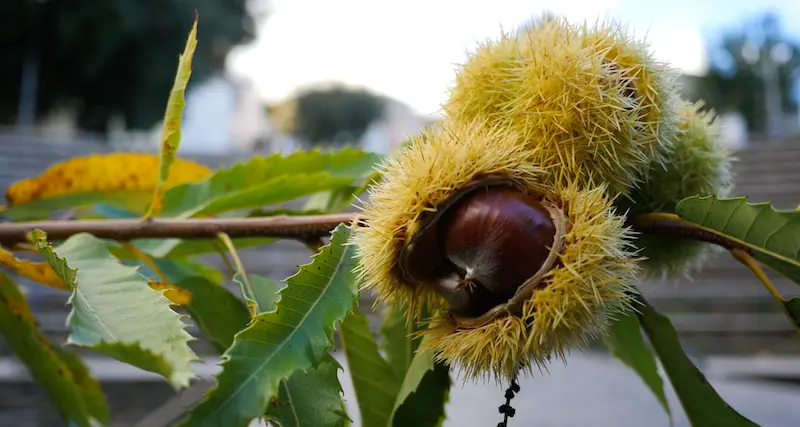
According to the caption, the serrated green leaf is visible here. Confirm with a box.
[390,347,451,427]
[264,353,350,427]
[0,271,106,427]
[675,196,800,285]
[161,148,380,218]
[379,301,424,382]
[146,15,198,218]
[233,273,282,318]
[603,309,671,421]
[176,276,250,353]
[636,294,758,426]
[341,308,401,427]
[34,231,198,389]
[178,224,358,427]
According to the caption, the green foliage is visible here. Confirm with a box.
[0,271,109,427]
[266,354,351,427]
[379,301,424,382]
[341,308,402,427]
[390,347,451,427]
[178,224,358,427]
[635,294,758,426]
[161,148,380,218]
[264,354,350,427]
[175,276,250,353]
[603,309,671,420]
[233,273,282,318]
[675,196,800,285]
[34,231,198,389]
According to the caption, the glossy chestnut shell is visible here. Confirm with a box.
[398,180,557,318]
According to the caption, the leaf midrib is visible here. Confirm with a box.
[206,244,350,420]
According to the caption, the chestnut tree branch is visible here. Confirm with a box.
[0,210,746,254]
[0,213,358,247]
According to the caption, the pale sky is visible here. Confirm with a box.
[227,0,800,117]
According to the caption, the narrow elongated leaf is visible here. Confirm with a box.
[380,301,424,382]
[304,185,361,213]
[146,15,198,217]
[178,224,358,427]
[603,309,670,420]
[176,276,250,353]
[391,347,451,427]
[341,308,401,427]
[636,294,758,426]
[52,347,109,424]
[161,148,380,218]
[264,354,350,427]
[34,231,198,389]
[0,271,107,427]
[675,196,800,285]
[169,172,353,218]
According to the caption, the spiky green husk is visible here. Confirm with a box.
[424,185,639,381]
[352,118,639,380]
[620,100,734,278]
[444,15,681,196]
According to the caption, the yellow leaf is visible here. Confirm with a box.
[149,281,192,306]
[146,15,199,218]
[0,247,68,290]
[3,153,211,207]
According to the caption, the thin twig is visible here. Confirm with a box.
[217,232,257,317]
[0,213,357,247]
[210,240,236,277]
[731,249,800,333]
[497,376,519,427]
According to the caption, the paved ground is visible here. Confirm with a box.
[335,352,800,427]
[3,352,800,426]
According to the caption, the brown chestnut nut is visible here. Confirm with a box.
[439,187,556,303]
[429,271,504,318]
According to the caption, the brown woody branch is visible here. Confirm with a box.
[0,213,358,247]
[0,210,745,253]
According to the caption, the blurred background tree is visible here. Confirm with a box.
[692,13,800,137]
[268,86,386,147]
[0,0,267,133]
